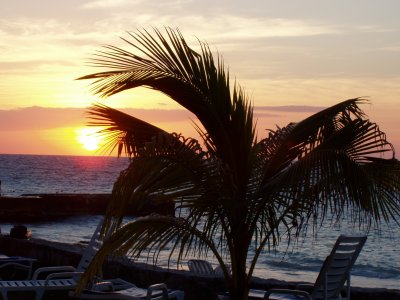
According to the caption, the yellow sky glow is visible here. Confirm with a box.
[76,127,104,152]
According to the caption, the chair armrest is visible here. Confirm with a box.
[0,259,36,280]
[264,289,312,300]
[0,262,30,270]
[32,266,76,280]
[44,271,83,283]
[147,283,169,300]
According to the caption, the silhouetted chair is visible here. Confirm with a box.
[0,218,184,300]
[264,235,367,300]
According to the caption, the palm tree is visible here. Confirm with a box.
[78,28,400,300]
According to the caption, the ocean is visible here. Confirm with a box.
[0,154,399,289]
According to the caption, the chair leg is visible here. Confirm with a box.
[172,291,184,300]
[346,273,351,300]
[34,287,46,300]
[0,290,9,300]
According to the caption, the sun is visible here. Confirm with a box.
[76,127,102,152]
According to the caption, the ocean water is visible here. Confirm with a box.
[0,154,399,289]
[0,154,129,195]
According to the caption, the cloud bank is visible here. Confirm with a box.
[0,105,328,131]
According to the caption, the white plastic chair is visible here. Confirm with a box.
[0,218,184,300]
[0,255,37,279]
[0,219,107,300]
[187,259,231,277]
[0,266,81,300]
[264,235,367,300]
[187,259,215,276]
[70,282,184,300]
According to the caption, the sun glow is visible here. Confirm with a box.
[76,127,103,152]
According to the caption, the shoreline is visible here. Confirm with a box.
[0,236,399,300]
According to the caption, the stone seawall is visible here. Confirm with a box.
[0,236,399,300]
[0,193,174,221]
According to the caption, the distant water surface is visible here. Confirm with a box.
[0,154,129,195]
[0,154,399,289]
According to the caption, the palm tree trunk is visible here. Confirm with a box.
[228,262,249,300]
[228,230,250,300]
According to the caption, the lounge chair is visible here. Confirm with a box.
[0,219,110,300]
[188,259,215,276]
[70,282,184,300]
[0,218,184,300]
[0,266,81,300]
[0,255,37,279]
[264,235,367,300]
[187,259,228,277]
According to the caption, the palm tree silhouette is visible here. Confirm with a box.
[78,28,400,300]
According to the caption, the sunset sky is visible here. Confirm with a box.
[1,0,399,156]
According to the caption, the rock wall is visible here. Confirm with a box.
[0,194,174,221]
[0,236,399,300]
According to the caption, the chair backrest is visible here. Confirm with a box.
[76,217,106,274]
[311,235,367,300]
[188,259,215,275]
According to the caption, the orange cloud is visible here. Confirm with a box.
[1,105,398,156]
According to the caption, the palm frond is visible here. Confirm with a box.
[244,98,398,276]
[79,27,257,171]
[87,103,169,157]
[258,98,393,183]
[78,215,227,291]
[104,132,206,221]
